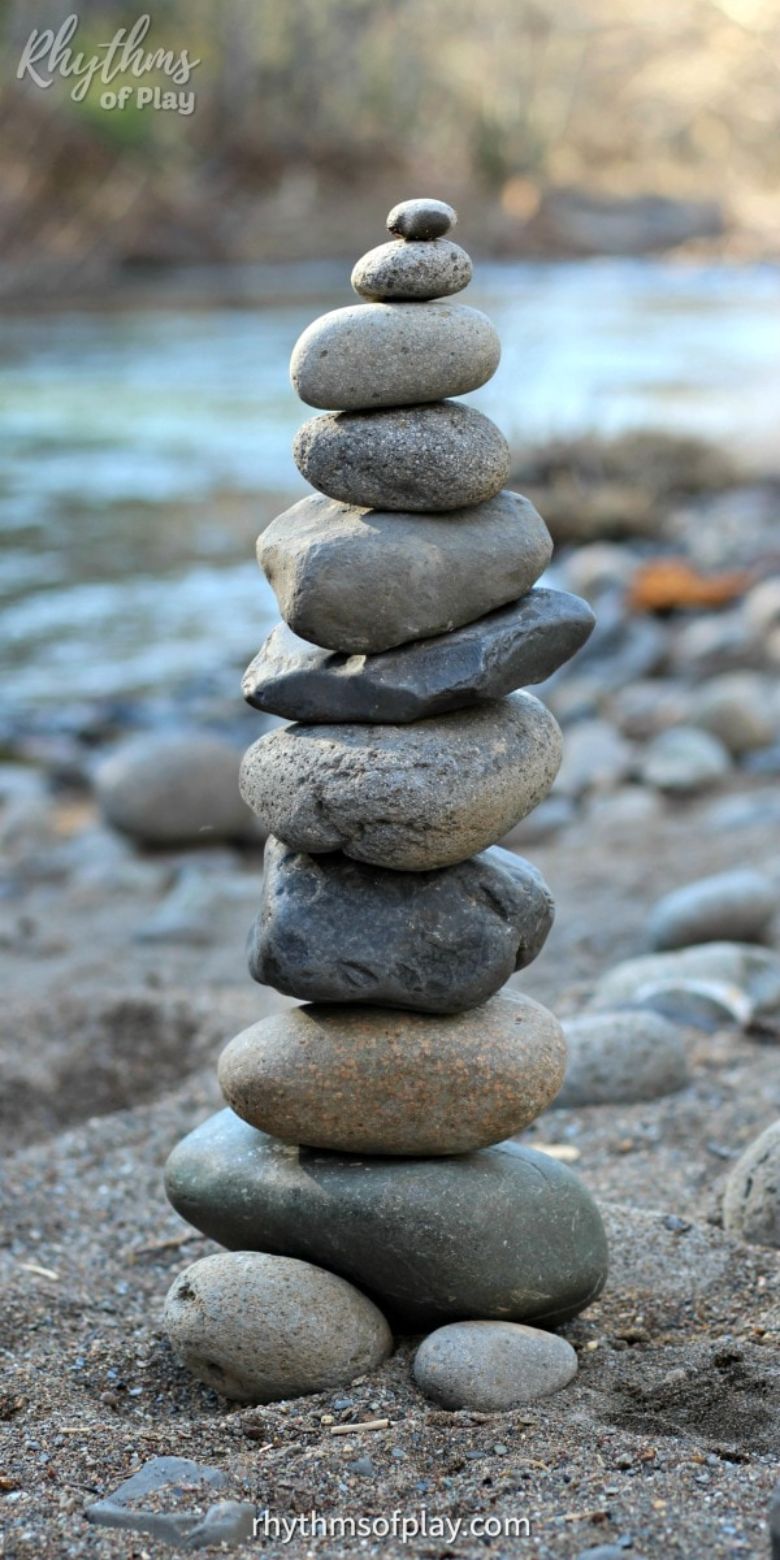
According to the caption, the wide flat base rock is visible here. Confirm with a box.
[239,692,563,872]
[257,490,552,656]
[217,992,566,1155]
[248,838,554,1013]
[164,1110,608,1328]
[243,589,594,723]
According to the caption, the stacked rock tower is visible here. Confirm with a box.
[164,199,608,1402]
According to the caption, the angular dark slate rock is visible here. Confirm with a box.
[239,693,563,871]
[247,837,554,1013]
[293,402,510,512]
[243,589,594,723]
[290,301,499,410]
[351,238,472,302]
[257,491,552,656]
[165,1110,609,1327]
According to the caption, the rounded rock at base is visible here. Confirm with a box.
[412,1320,578,1410]
[163,1250,391,1403]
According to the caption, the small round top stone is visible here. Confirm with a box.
[387,198,456,241]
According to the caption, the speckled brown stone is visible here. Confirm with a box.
[217,992,566,1155]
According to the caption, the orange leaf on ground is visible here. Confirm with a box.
[628,559,753,612]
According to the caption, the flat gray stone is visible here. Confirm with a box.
[689,672,776,755]
[552,1010,689,1108]
[257,491,551,655]
[218,991,566,1155]
[723,1120,780,1247]
[248,838,554,1013]
[165,1111,608,1328]
[352,238,472,301]
[164,1251,391,1402]
[96,733,259,847]
[243,589,593,723]
[290,301,499,411]
[590,943,780,1036]
[293,402,510,512]
[239,693,562,871]
[387,197,456,239]
[412,1321,577,1410]
[552,719,634,799]
[85,1457,238,1546]
[639,726,730,793]
[647,869,777,951]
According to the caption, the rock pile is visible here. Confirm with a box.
[164,198,608,1405]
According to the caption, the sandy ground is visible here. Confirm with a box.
[2,771,780,1559]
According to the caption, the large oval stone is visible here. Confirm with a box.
[165,1111,609,1327]
[247,838,554,1013]
[218,992,565,1156]
[163,1251,391,1403]
[293,402,510,512]
[291,301,499,410]
[239,693,563,871]
[257,492,552,655]
[351,239,472,302]
[243,590,593,722]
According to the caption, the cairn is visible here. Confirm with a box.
[163,198,608,1406]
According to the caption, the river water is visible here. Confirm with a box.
[2,256,779,717]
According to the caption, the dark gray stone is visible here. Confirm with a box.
[257,491,552,656]
[248,838,554,1013]
[164,1111,609,1328]
[293,402,510,512]
[239,693,563,872]
[290,301,499,410]
[351,238,472,301]
[387,197,456,239]
[243,589,594,723]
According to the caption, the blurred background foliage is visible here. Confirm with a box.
[3,0,780,294]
